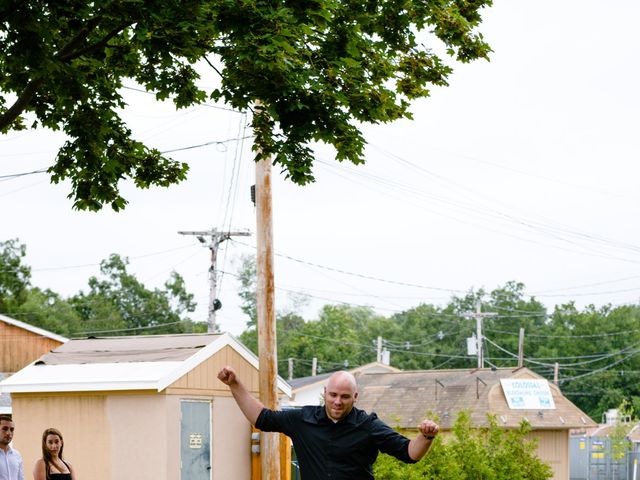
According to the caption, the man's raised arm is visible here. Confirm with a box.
[408,419,439,461]
[217,365,265,425]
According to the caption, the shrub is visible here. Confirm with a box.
[373,411,553,480]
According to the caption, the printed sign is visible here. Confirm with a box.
[500,379,556,410]
[189,433,203,449]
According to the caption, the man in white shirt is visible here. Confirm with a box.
[0,415,23,480]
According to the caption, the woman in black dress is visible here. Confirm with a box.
[33,428,76,480]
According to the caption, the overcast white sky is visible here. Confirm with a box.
[2,0,640,337]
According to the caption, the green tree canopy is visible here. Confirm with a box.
[70,253,200,335]
[0,239,204,337]
[1,0,492,210]
[0,238,32,311]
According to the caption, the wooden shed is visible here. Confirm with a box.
[0,313,68,374]
[0,313,68,414]
[355,367,597,480]
[0,332,291,480]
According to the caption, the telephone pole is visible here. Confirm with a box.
[464,300,497,369]
[178,228,250,333]
[517,327,525,368]
[254,115,280,479]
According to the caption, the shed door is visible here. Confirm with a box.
[181,400,212,480]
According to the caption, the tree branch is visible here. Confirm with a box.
[55,16,104,59]
[0,78,44,131]
[57,21,132,62]
[0,17,131,131]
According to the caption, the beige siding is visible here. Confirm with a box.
[166,345,260,395]
[0,321,63,373]
[106,394,171,480]
[214,396,252,479]
[529,430,569,480]
[11,393,111,480]
[8,342,266,480]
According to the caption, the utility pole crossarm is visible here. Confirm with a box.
[178,228,252,333]
[462,300,497,369]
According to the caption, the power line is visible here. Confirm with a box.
[316,152,640,265]
[0,243,197,274]
[159,135,252,154]
[485,327,640,339]
[0,136,253,181]
[0,167,48,180]
[229,238,466,294]
[121,85,243,113]
[557,349,640,384]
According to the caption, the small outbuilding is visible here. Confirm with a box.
[0,313,68,414]
[355,367,597,480]
[0,313,68,374]
[0,332,291,480]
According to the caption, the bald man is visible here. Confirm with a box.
[218,366,438,480]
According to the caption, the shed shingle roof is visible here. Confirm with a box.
[0,333,292,396]
[35,333,220,365]
[356,367,596,430]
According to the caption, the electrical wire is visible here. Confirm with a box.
[229,238,466,294]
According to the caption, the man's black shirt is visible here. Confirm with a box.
[255,405,415,480]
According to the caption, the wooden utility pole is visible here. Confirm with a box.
[517,327,525,368]
[178,228,250,333]
[255,144,280,479]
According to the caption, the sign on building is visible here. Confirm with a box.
[500,378,556,410]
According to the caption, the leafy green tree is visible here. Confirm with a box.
[233,253,640,420]
[236,254,258,329]
[386,303,471,370]
[482,282,549,368]
[609,399,634,461]
[1,0,492,210]
[70,253,202,335]
[0,238,84,335]
[542,304,640,420]
[285,304,380,376]
[374,412,552,480]
[0,238,31,312]
[10,288,84,337]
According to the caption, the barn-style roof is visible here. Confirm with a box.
[0,332,291,396]
[0,313,68,343]
[355,367,596,430]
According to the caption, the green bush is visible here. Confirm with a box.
[374,412,553,480]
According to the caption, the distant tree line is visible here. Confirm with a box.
[235,255,640,423]
[3,240,640,421]
[0,238,205,337]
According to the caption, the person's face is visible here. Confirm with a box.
[0,420,15,447]
[323,374,358,422]
[45,434,63,455]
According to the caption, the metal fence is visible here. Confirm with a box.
[570,436,640,480]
